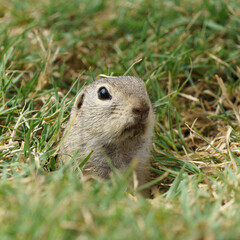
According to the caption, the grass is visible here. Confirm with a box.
[0,0,240,239]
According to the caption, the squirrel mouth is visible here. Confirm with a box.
[122,122,146,136]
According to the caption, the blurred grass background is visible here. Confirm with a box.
[0,0,240,239]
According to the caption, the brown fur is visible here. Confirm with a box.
[58,76,155,196]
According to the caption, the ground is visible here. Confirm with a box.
[0,0,240,239]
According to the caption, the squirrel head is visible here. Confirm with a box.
[71,76,155,143]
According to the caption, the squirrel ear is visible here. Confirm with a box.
[75,92,85,110]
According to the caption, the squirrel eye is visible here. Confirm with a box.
[98,87,112,100]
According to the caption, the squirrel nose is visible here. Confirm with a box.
[132,102,150,121]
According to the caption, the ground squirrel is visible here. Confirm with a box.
[58,76,155,196]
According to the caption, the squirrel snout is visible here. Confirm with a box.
[132,102,150,121]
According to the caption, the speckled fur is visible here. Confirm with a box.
[58,76,155,195]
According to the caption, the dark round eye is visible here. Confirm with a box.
[98,87,112,100]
